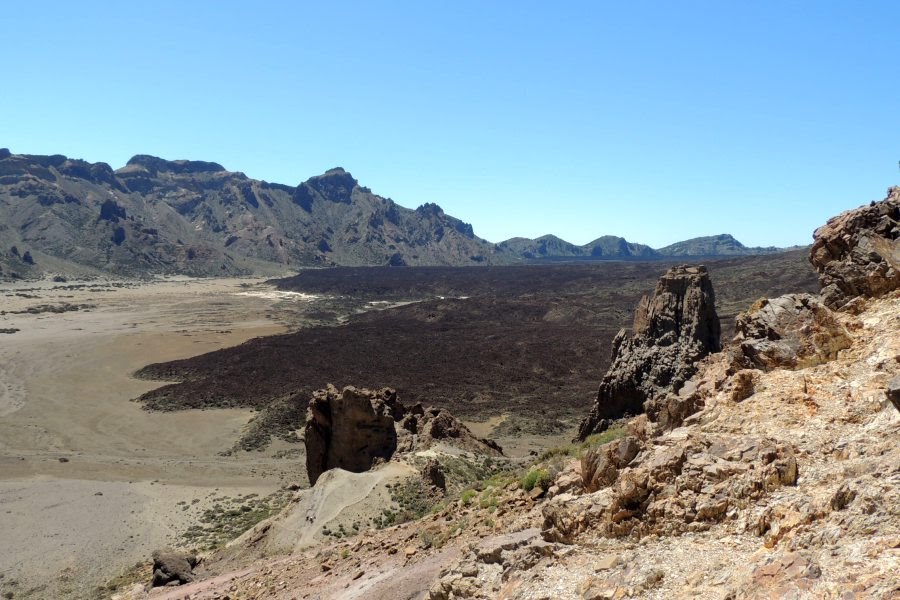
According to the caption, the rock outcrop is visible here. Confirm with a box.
[580,436,642,493]
[809,187,900,310]
[733,293,852,370]
[577,265,721,439]
[304,385,501,485]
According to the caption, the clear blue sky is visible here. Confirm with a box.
[2,1,897,247]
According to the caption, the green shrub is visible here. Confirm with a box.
[520,467,552,492]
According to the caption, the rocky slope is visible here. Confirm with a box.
[0,150,502,277]
[106,191,899,600]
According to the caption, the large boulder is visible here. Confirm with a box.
[809,188,900,310]
[577,266,721,439]
[734,293,852,370]
[150,548,198,587]
[304,385,501,485]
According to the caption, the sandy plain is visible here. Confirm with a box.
[0,276,313,599]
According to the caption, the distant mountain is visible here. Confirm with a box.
[496,235,586,259]
[497,232,781,262]
[656,234,781,257]
[0,150,504,278]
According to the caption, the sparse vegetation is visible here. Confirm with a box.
[180,490,291,551]
[539,426,627,461]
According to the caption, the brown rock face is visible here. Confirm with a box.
[809,188,900,309]
[304,386,401,486]
[577,265,721,439]
[734,294,852,370]
[304,385,501,485]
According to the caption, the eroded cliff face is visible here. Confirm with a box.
[577,265,721,439]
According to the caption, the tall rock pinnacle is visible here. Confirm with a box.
[577,265,721,440]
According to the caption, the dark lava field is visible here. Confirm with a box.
[135,250,818,446]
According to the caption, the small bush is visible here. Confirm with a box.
[520,468,552,492]
[460,489,478,506]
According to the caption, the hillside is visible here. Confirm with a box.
[1,149,797,279]
[0,150,503,278]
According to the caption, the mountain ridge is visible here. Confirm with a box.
[0,148,794,278]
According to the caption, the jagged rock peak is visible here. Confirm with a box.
[301,167,359,203]
[809,187,900,310]
[124,154,227,175]
[577,265,720,440]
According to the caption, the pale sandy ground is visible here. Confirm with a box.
[0,276,315,599]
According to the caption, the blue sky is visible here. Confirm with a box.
[2,1,897,247]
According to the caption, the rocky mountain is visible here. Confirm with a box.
[656,233,781,257]
[0,149,503,278]
[1,148,798,279]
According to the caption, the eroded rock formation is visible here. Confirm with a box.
[577,265,721,439]
[809,187,900,310]
[304,384,501,485]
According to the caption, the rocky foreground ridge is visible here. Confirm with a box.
[113,191,898,599]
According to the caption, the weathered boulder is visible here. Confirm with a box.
[581,436,642,493]
[734,294,852,370]
[150,548,198,587]
[304,385,501,485]
[809,188,900,310]
[578,265,721,439]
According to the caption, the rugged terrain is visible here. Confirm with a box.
[1,149,793,279]
[106,189,898,600]
[134,251,817,450]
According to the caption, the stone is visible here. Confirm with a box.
[734,294,851,370]
[809,188,900,309]
[421,458,446,491]
[830,483,857,511]
[594,555,621,571]
[727,369,759,402]
[578,265,720,439]
[150,548,198,587]
[581,436,642,492]
[887,374,900,413]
